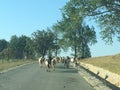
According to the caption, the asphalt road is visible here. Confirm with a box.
[0,62,94,90]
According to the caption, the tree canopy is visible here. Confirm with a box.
[0,0,119,61]
[68,0,120,43]
[32,29,60,57]
[53,1,97,58]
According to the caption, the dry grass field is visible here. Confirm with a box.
[80,54,120,75]
[0,60,33,72]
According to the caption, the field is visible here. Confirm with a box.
[80,54,120,75]
[0,60,34,72]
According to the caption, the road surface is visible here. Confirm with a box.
[0,62,94,90]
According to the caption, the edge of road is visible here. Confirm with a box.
[0,62,33,74]
[1,61,120,90]
[76,62,120,90]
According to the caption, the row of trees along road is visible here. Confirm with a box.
[0,29,60,62]
[0,0,119,61]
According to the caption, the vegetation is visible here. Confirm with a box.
[0,59,33,72]
[0,29,59,62]
[80,54,120,75]
[0,0,120,62]
[32,29,60,57]
[67,0,120,44]
[53,1,97,58]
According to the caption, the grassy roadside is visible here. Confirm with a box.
[0,60,34,72]
[80,54,120,75]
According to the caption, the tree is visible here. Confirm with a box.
[24,37,34,59]
[53,0,97,58]
[78,25,96,58]
[15,35,34,59]
[0,39,8,52]
[9,35,19,59]
[69,0,120,43]
[45,29,59,57]
[0,39,9,62]
[2,48,10,61]
[17,35,28,59]
[32,29,58,57]
[32,30,48,57]
[51,27,61,56]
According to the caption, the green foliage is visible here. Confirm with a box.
[24,37,34,59]
[0,30,60,60]
[1,0,119,59]
[32,29,60,57]
[7,35,34,60]
[71,0,120,43]
[9,35,19,59]
[53,0,97,58]
[0,39,8,52]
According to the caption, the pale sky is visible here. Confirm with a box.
[0,0,120,57]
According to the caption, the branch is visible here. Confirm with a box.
[87,10,110,16]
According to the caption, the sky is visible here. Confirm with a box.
[0,0,120,57]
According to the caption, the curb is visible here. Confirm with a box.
[80,62,120,89]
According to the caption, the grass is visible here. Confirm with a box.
[80,54,120,75]
[0,59,34,72]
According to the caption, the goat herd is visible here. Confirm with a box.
[38,56,80,72]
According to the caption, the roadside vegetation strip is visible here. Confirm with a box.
[0,60,34,73]
[80,54,120,75]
